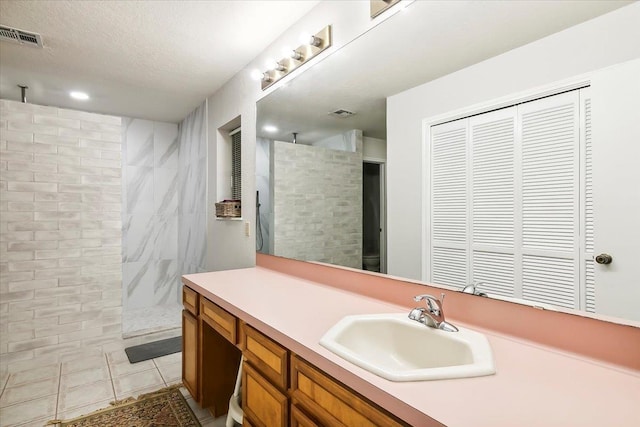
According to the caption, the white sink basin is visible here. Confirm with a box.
[319,313,495,381]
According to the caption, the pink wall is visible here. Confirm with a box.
[257,253,640,371]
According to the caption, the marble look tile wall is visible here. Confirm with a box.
[271,130,363,268]
[177,102,207,285]
[256,137,271,253]
[121,118,179,312]
[0,99,123,373]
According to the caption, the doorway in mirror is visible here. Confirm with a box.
[363,161,386,273]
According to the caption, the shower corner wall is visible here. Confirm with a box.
[121,102,207,337]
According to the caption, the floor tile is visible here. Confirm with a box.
[108,358,155,377]
[105,349,130,366]
[179,386,191,398]
[0,376,59,408]
[61,355,107,375]
[185,396,214,423]
[57,379,114,413]
[56,398,112,422]
[6,364,60,387]
[157,361,182,385]
[60,364,110,390]
[153,351,181,367]
[114,383,167,402]
[0,394,57,426]
[201,417,228,427]
[14,416,54,427]
[112,369,164,398]
[0,371,10,396]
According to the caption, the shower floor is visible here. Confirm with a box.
[122,304,182,338]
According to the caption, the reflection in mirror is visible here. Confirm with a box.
[255,0,639,323]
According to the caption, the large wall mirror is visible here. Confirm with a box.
[255,1,639,324]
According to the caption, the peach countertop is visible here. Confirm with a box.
[183,267,640,427]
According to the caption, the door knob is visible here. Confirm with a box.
[595,254,613,265]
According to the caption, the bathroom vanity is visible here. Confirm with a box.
[182,280,407,426]
[181,257,640,426]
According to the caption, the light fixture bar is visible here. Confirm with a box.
[261,25,332,90]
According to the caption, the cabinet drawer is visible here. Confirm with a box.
[182,285,199,315]
[291,356,406,427]
[291,404,320,427]
[242,324,288,390]
[242,362,288,427]
[200,297,236,343]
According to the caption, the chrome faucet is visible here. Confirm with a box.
[408,293,458,332]
[461,281,488,297]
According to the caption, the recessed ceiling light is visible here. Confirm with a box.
[70,91,89,100]
[263,125,278,133]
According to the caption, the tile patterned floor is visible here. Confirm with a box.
[0,350,227,427]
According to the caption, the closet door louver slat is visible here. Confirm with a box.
[583,92,595,313]
[431,120,468,287]
[469,108,517,297]
[519,91,580,309]
[520,97,577,253]
[428,88,588,311]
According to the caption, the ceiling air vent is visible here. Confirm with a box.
[0,25,43,48]
[329,109,355,118]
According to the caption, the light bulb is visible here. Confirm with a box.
[250,69,264,81]
[298,32,312,45]
[310,36,322,47]
[290,49,304,61]
[70,91,89,100]
[263,125,278,133]
[266,59,286,72]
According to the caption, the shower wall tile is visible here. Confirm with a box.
[272,130,363,269]
[126,166,154,214]
[123,261,155,310]
[154,168,178,214]
[256,138,271,253]
[154,122,179,169]
[154,260,178,305]
[122,214,156,262]
[122,118,180,317]
[154,215,178,260]
[125,119,154,167]
[178,101,207,278]
[0,100,123,372]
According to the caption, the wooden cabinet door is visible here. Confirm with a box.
[182,309,199,401]
[291,404,320,427]
[242,362,288,427]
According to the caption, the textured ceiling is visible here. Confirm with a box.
[0,0,319,123]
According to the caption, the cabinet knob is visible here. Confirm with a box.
[595,253,613,265]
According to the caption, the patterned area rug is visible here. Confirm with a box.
[48,386,201,427]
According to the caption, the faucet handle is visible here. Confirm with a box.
[413,294,443,318]
[413,294,438,307]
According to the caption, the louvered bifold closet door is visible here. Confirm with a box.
[430,119,468,287]
[518,91,580,309]
[581,88,595,313]
[469,108,517,298]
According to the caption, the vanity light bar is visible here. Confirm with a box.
[260,25,332,90]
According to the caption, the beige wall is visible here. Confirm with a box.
[0,100,123,373]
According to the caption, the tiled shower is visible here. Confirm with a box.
[121,102,207,337]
